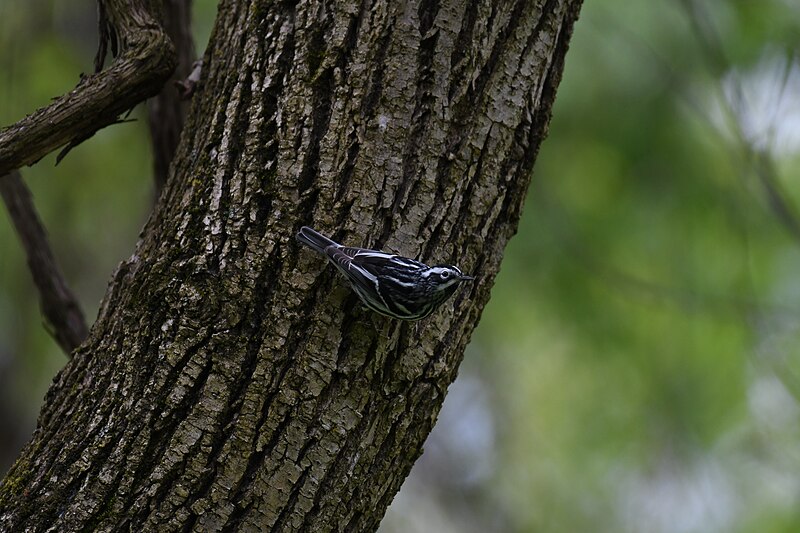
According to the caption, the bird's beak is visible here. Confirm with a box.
[460,274,475,281]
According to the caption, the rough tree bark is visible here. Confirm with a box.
[0,0,582,531]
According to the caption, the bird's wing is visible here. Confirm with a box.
[339,246,391,259]
[326,246,378,284]
[348,250,425,275]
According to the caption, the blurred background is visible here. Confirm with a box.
[2,1,800,531]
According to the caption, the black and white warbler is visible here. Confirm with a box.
[296,226,474,321]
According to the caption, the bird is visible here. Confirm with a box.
[296,226,474,321]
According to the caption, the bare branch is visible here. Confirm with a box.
[148,0,196,196]
[0,171,88,356]
[0,0,177,177]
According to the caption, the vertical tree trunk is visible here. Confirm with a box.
[0,0,582,530]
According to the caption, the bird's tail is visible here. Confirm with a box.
[296,226,339,254]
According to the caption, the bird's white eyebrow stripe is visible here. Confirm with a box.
[424,267,449,277]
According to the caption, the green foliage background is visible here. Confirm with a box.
[1,1,799,531]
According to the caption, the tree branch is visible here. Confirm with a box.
[0,171,88,356]
[0,0,176,177]
[147,0,196,196]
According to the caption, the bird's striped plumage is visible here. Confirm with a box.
[296,226,473,321]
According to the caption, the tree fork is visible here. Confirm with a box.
[0,0,176,176]
[0,0,583,531]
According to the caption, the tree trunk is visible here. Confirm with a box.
[0,0,582,531]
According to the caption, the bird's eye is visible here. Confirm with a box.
[440,271,450,279]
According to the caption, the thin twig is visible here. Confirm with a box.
[535,187,800,320]
[0,171,88,356]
